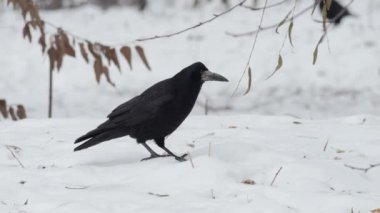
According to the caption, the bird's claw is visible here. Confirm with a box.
[174,153,188,162]
[141,154,171,161]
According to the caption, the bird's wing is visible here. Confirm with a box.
[107,83,174,126]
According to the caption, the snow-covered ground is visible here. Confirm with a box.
[1,0,380,118]
[1,115,379,213]
[1,1,380,212]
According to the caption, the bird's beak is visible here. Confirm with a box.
[201,71,229,82]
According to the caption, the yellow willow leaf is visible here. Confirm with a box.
[326,0,332,10]
[275,10,292,34]
[244,67,252,95]
[288,20,294,47]
[266,54,283,80]
[313,35,324,65]
[275,54,283,71]
[322,3,328,31]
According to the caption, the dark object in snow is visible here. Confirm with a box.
[319,0,352,25]
[74,62,228,162]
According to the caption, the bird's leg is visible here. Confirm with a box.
[140,142,170,161]
[155,138,187,162]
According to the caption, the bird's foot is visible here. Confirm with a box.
[174,153,188,162]
[141,154,171,161]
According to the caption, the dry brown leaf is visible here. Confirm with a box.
[18,0,29,20]
[135,45,151,70]
[228,125,237,129]
[38,34,46,53]
[101,45,112,64]
[102,66,115,87]
[108,48,121,71]
[54,35,65,68]
[58,29,75,57]
[22,23,32,42]
[93,58,103,83]
[47,47,57,72]
[9,106,17,121]
[87,41,100,59]
[0,99,8,119]
[79,43,89,63]
[371,208,380,213]
[16,105,27,119]
[120,46,132,70]
[241,179,256,185]
[93,58,115,86]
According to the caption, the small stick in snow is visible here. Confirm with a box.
[323,138,329,152]
[208,142,211,158]
[148,192,169,197]
[344,163,380,173]
[5,145,24,168]
[65,186,89,190]
[270,166,283,186]
[188,152,195,168]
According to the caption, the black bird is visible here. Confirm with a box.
[74,62,228,162]
[319,0,352,25]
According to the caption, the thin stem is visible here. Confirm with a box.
[135,0,247,42]
[233,0,268,95]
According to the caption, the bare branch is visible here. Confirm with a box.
[148,192,169,197]
[135,0,247,42]
[233,0,268,95]
[228,0,354,37]
[241,0,288,11]
[323,138,329,151]
[5,145,24,168]
[227,3,315,37]
[187,152,195,168]
[270,166,283,186]
[344,163,380,173]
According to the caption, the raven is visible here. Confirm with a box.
[74,62,228,162]
[319,0,352,25]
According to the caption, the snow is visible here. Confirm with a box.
[1,0,380,212]
[1,0,380,118]
[1,115,380,213]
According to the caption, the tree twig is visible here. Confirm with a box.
[65,186,89,189]
[228,0,354,37]
[5,145,24,168]
[135,0,247,42]
[148,192,169,197]
[323,138,329,151]
[226,3,315,37]
[344,163,380,173]
[188,152,195,168]
[233,0,268,95]
[270,166,283,186]
[240,0,287,11]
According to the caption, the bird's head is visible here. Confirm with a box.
[180,62,229,83]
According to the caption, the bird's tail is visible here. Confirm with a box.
[74,129,128,151]
[74,120,128,151]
